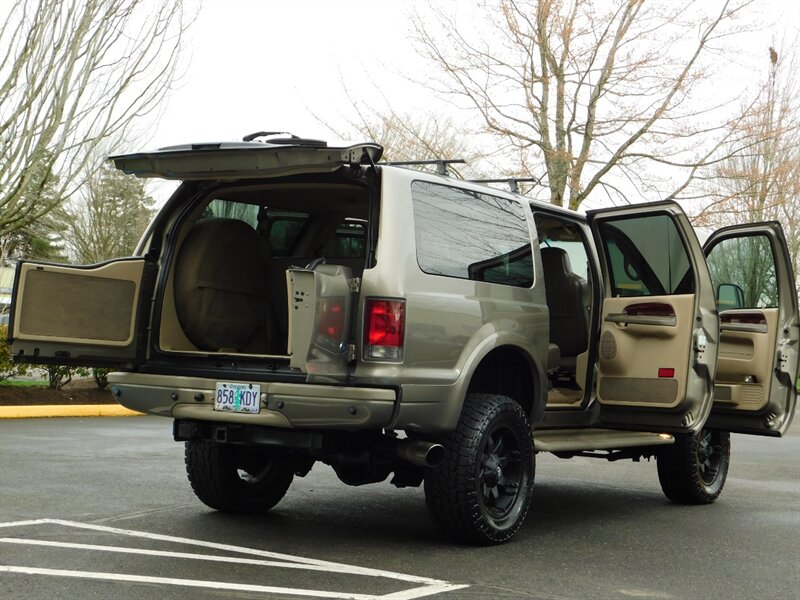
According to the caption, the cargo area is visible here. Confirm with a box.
[157,181,373,360]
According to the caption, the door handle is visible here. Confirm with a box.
[605,313,677,327]
[719,322,768,334]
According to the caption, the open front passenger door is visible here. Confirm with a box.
[587,202,719,433]
[9,259,154,368]
[703,223,798,435]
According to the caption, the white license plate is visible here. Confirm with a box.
[214,382,261,414]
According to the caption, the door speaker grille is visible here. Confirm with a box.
[599,331,617,360]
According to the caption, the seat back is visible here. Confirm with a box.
[540,247,588,358]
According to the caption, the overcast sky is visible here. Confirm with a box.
[130,0,800,206]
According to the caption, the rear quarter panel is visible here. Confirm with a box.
[354,169,548,431]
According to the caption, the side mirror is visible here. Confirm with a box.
[717,283,744,310]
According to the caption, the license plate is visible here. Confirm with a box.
[214,382,261,414]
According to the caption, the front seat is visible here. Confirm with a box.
[540,247,588,366]
[173,217,277,354]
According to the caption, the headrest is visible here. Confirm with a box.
[540,246,572,276]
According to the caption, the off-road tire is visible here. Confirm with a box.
[185,441,294,513]
[424,393,535,545]
[657,428,730,504]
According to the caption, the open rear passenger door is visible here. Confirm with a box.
[702,223,798,436]
[587,202,719,433]
[9,259,153,368]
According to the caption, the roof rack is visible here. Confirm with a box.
[382,159,466,176]
[469,178,540,194]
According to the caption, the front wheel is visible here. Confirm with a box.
[657,428,730,504]
[185,441,294,513]
[424,393,535,545]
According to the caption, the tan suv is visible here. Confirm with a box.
[9,135,799,544]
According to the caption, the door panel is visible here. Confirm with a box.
[10,259,149,367]
[588,202,718,433]
[598,295,694,408]
[703,223,798,435]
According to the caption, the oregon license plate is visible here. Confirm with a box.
[214,382,261,414]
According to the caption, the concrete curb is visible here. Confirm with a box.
[0,405,144,419]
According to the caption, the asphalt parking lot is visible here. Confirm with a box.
[1,416,798,599]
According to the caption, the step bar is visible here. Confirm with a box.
[534,428,674,453]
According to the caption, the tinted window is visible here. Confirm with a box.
[328,220,366,258]
[267,211,309,256]
[411,182,533,287]
[706,235,777,308]
[599,214,693,297]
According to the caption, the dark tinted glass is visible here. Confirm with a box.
[329,220,366,258]
[411,182,533,287]
[599,214,693,297]
[268,213,309,256]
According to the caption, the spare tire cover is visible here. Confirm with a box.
[173,217,269,352]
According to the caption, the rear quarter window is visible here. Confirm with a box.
[411,181,533,287]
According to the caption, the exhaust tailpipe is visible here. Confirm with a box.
[395,439,445,467]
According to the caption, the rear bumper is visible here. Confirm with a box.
[108,372,397,430]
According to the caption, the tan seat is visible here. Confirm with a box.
[173,218,279,354]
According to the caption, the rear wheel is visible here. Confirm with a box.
[185,441,294,513]
[657,428,730,504]
[424,393,535,544]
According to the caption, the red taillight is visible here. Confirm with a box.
[364,298,405,361]
[318,297,346,340]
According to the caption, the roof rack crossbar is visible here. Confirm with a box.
[469,178,541,194]
[382,159,466,176]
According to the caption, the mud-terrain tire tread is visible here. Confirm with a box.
[657,429,730,504]
[424,393,534,545]
[185,440,293,513]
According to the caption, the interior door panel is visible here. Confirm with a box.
[713,309,778,411]
[10,259,149,367]
[598,295,694,408]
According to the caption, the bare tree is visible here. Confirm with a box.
[411,0,755,209]
[695,43,800,288]
[0,0,190,254]
[321,87,485,179]
[62,164,155,264]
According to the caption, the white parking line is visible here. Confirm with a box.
[0,566,376,599]
[0,518,468,599]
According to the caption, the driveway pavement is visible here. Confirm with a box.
[1,416,798,599]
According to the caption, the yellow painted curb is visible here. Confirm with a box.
[0,405,144,419]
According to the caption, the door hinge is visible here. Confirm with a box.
[348,277,360,293]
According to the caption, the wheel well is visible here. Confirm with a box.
[467,346,539,417]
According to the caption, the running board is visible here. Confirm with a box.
[534,429,674,452]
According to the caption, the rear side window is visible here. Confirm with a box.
[598,214,693,297]
[411,181,533,287]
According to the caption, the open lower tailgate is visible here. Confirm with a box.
[10,259,153,368]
